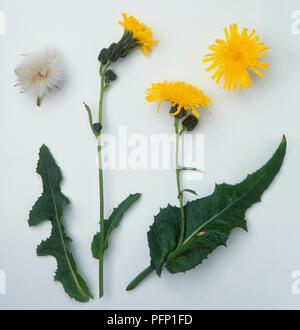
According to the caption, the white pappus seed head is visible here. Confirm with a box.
[14,48,64,99]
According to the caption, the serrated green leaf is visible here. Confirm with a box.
[147,137,286,275]
[147,205,181,275]
[28,145,93,302]
[92,193,141,259]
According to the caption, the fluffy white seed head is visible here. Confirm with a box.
[15,49,64,98]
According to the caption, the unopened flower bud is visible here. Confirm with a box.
[98,48,107,64]
[169,105,186,119]
[93,123,102,134]
[119,50,129,58]
[107,43,119,62]
[182,115,198,131]
[105,70,117,84]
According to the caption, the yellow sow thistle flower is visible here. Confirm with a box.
[203,24,270,91]
[118,13,158,56]
[145,81,212,118]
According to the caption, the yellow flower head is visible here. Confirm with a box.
[118,13,158,56]
[145,81,212,118]
[203,24,270,91]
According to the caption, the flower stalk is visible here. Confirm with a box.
[127,80,208,291]
[84,61,111,298]
[127,115,189,291]
[175,117,185,248]
[97,61,111,298]
[97,134,104,298]
[85,13,157,298]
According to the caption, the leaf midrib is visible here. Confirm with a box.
[47,168,88,300]
[182,176,263,246]
[104,209,126,247]
[104,195,139,248]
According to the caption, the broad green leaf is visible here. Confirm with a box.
[92,193,141,259]
[147,137,286,275]
[147,205,181,275]
[28,145,93,302]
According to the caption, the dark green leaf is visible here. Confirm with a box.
[167,136,286,273]
[147,205,182,275]
[92,193,141,259]
[28,145,93,302]
[147,137,286,275]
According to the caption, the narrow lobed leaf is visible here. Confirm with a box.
[28,145,93,302]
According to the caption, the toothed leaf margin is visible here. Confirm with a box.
[28,145,93,302]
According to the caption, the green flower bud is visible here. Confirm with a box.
[182,115,199,131]
[93,123,102,134]
[105,70,117,84]
[107,43,119,62]
[169,105,186,119]
[119,50,129,58]
[98,48,107,64]
[98,32,139,65]
[116,32,139,60]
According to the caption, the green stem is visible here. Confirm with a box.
[126,265,154,291]
[175,118,185,248]
[179,127,187,135]
[166,118,187,263]
[99,61,111,124]
[97,61,110,298]
[37,96,40,107]
[97,136,105,298]
[179,166,203,173]
[126,118,187,291]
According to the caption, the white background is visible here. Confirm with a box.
[1,0,300,310]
